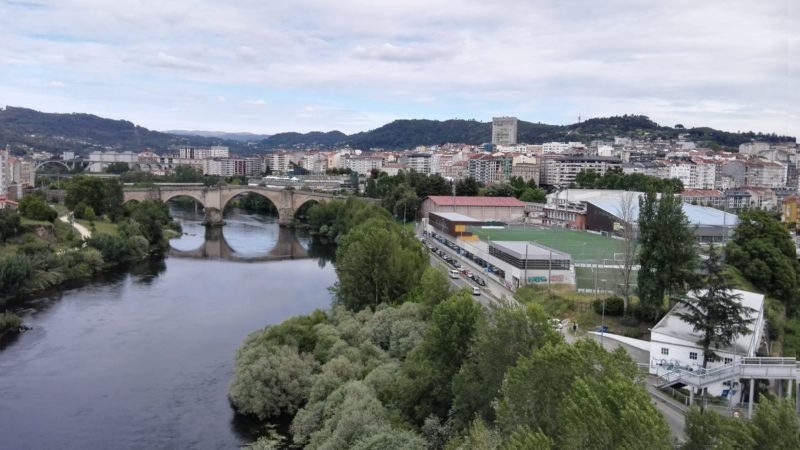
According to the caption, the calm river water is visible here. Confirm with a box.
[0,205,337,449]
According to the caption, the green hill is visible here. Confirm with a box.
[0,106,264,155]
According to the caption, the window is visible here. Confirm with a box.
[689,352,698,360]
[724,357,733,364]
[661,348,669,356]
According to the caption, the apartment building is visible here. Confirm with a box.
[540,155,622,187]
[468,154,512,184]
[178,146,230,159]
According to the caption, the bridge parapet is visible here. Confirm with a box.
[122,185,337,227]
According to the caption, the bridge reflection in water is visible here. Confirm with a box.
[169,226,314,262]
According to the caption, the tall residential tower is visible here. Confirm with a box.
[491,116,518,146]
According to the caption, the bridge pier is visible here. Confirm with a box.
[204,207,224,227]
[278,208,295,227]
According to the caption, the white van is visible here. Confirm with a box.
[449,269,460,279]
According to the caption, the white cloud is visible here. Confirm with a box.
[0,0,796,136]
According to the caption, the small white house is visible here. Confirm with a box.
[648,289,766,396]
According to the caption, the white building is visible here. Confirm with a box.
[88,151,138,173]
[346,155,384,174]
[649,289,765,396]
[405,153,433,174]
[178,146,229,159]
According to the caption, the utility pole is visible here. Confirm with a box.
[548,247,552,293]
[524,243,529,287]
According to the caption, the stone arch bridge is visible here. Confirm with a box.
[123,185,338,226]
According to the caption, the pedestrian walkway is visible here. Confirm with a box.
[59,214,92,240]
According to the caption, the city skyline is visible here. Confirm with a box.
[1,1,797,137]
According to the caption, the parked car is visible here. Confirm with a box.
[476,277,486,286]
[472,287,481,296]
[449,269,460,279]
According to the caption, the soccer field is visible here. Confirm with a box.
[470,227,625,261]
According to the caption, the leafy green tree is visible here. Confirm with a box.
[496,340,636,437]
[87,234,143,266]
[229,344,318,420]
[127,200,172,248]
[18,195,58,222]
[504,426,554,450]
[455,177,481,196]
[65,176,123,219]
[518,187,546,203]
[682,406,754,450]
[383,184,420,222]
[481,183,516,197]
[397,291,483,423]
[727,209,800,312]
[403,266,453,312]
[557,376,672,449]
[751,397,800,450]
[365,178,379,198]
[452,303,560,427]
[637,190,698,321]
[0,210,22,242]
[676,245,754,370]
[105,162,130,174]
[334,217,427,310]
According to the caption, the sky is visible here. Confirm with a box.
[1,0,798,137]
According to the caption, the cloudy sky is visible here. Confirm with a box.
[1,0,798,137]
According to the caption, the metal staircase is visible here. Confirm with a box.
[653,357,799,389]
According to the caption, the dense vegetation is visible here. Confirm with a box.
[230,208,674,448]
[574,168,684,193]
[0,177,180,306]
[0,106,258,155]
[3,107,793,155]
[682,397,800,449]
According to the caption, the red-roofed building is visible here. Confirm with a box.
[419,196,527,222]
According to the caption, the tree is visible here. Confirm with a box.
[682,406,754,450]
[617,191,638,312]
[0,210,22,242]
[18,194,57,222]
[127,200,172,248]
[727,209,800,312]
[65,176,123,219]
[397,291,483,423]
[496,340,636,438]
[518,187,546,203]
[333,218,427,310]
[229,344,318,420]
[751,397,800,450]
[451,302,559,427]
[676,245,754,371]
[480,183,515,197]
[455,177,481,196]
[557,376,672,449]
[637,190,697,322]
[105,162,130,174]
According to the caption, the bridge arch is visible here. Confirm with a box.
[293,198,319,221]
[34,160,71,172]
[161,192,206,208]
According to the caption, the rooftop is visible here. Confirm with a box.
[490,240,571,260]
[652,289,764,355]
[426,196,527,207]
[429,211,484,223]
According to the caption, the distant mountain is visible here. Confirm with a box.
[338,115,795,150]
[165,130,271,142]
[0,107,266,155]
[262,130,348,149]
[1,106,794,156]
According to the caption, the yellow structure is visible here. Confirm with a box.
[782,196,800,229]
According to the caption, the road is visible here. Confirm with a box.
[427,252,499,306]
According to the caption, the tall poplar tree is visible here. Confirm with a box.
[637,189,697,322]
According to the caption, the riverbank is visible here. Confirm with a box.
[0,206,337,449]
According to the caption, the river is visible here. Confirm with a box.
[0,204,337,449]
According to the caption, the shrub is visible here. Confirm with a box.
[620,314,640,327]
[592,296,625,316]
[19,195,58,222]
